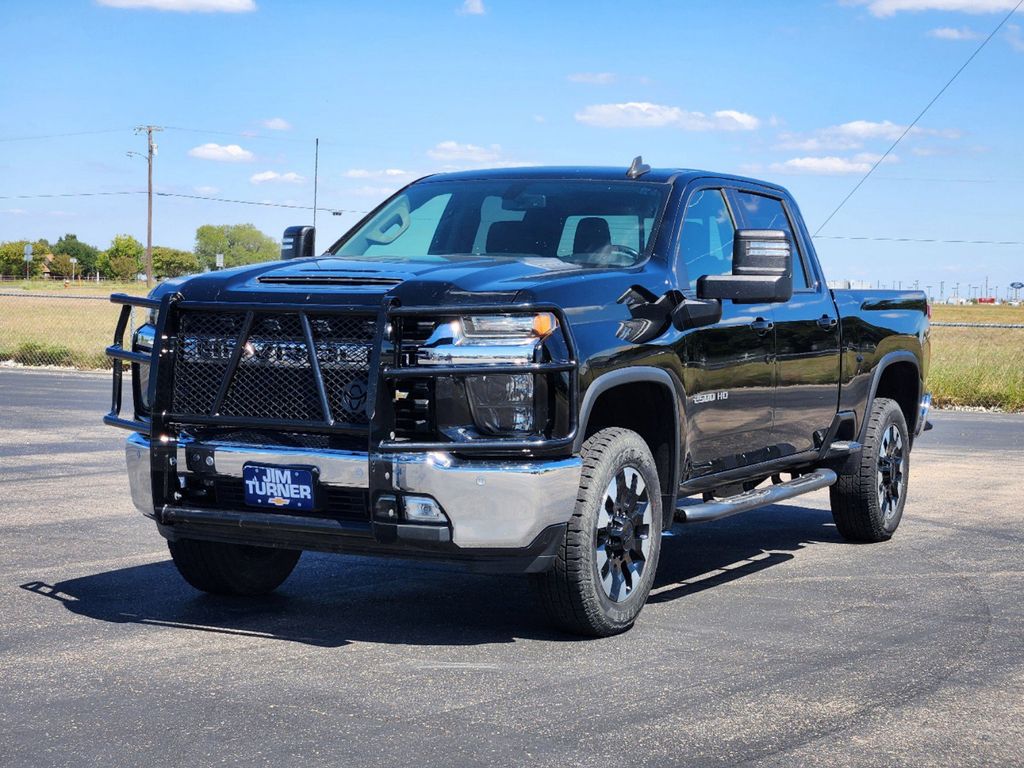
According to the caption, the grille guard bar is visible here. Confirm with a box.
[103,294,580,457]
[103,293,160,435]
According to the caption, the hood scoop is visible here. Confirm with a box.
[258,274,402,287]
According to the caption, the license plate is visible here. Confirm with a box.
[242,464,315,511]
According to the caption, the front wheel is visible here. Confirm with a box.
[532,427,663,637]
[168,538,301,596]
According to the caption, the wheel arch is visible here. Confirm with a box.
[860,351,922,442]
[575,367,684,529]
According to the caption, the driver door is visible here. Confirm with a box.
[672,186,776,480]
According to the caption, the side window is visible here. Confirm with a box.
[732,191,810,290]
[678,189,735,290]
[361,193,453,258]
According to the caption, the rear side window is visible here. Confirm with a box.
[678,189,735,289]
[732,191,810,289]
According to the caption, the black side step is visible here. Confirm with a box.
[676,469,837,524]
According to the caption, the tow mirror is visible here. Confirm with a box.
[281,225,315,260]
[696,229,793,304]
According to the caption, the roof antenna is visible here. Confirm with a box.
[627,155,650,179]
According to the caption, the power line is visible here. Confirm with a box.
[0,128,132,143]
[0,189,366,214]
[163,125,326,144]
[813,0,1024,236]
[0,191,143,200]
[156,191,365,215]
[814,235,1024,246]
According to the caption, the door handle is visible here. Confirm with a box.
[816,314,838,330]
[750,317,774,335]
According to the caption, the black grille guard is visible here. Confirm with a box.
[104,292,580,457]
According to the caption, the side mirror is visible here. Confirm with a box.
[281,225,315,260]
[696,229,793,304]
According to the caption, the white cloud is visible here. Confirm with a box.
[259,117,291,131]
[769,152,897,175]
[250,170,305,184]
[567,72,618,85]
[459,0,484,14]
[428,140,504,162]
[1007,23,1024,51]
[1,208,27,215]
[845,0,1017,17]
[350,185,403,198]
[194,185,219,194]
[533,115,546,123]
[574,102,760,131]
[98,0,255,11]
[927,26,982,39]
[776,119,960,151]
[344,168,412,179]
[187,143,254,162]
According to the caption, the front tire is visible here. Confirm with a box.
[168,538,301,596]
[532,427,663,637]
[829,397,910,542]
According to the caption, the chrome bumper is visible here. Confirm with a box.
[124,433,582,549]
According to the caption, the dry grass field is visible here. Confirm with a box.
[1,288,1021,410]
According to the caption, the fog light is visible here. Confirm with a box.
[403,495,447,524]
[465,373,534,435]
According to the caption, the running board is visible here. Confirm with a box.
[676,469,837,524]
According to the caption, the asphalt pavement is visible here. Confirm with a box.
[1,367,1022,767]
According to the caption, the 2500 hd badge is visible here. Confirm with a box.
[104,158,932,637]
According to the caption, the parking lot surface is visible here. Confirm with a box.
[1,367,1022,767]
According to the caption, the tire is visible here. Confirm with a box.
[829,397,910,542]
[167,538,301,596]
[532,427,663,637]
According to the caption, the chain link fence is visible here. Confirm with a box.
[0,292,143,370]
[1,290,1022,410]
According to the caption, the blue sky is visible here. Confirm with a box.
[1,0,1023,297]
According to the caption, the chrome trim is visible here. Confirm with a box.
[134,323,155,351]
[392,452,581,547]
[125,433,154,517]
[916,392,932,436]
[124,434,583,549]
[677,469,836,524]
[416,318,539,366]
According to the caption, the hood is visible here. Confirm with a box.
[154,254,599,307]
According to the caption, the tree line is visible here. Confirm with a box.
[0,223,280,280]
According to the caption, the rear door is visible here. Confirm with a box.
[730,189,841,457]
[673,185,777,479]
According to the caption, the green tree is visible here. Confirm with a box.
[53,233,100,276]
[49,252,75,279]
[100,234,144,281]
[0,240,46,278]
[152,246,200,278]
[194,223,279,270]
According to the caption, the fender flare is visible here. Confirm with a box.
[575,366,685,529]
[859,350,922,442]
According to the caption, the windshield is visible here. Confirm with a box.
[330,178,669,267]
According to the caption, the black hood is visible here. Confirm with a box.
[154,254,598,308]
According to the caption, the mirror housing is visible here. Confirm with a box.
[281,225,315,260]
[696,229,793,304]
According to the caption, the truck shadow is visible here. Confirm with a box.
[19,502,841,648]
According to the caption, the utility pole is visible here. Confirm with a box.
[940,280,944,301]
[312,137,319,231]
[135,125,163,288]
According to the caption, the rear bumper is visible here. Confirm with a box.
[124,433,581,572]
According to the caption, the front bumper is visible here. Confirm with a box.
[125,433,581,572]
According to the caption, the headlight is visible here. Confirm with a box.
[417,313,557,366]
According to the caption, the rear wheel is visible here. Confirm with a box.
[532,427,662,637]
[830,397,909,542]
[167,538,301,595]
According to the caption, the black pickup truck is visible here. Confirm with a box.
[105,159,931,636]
